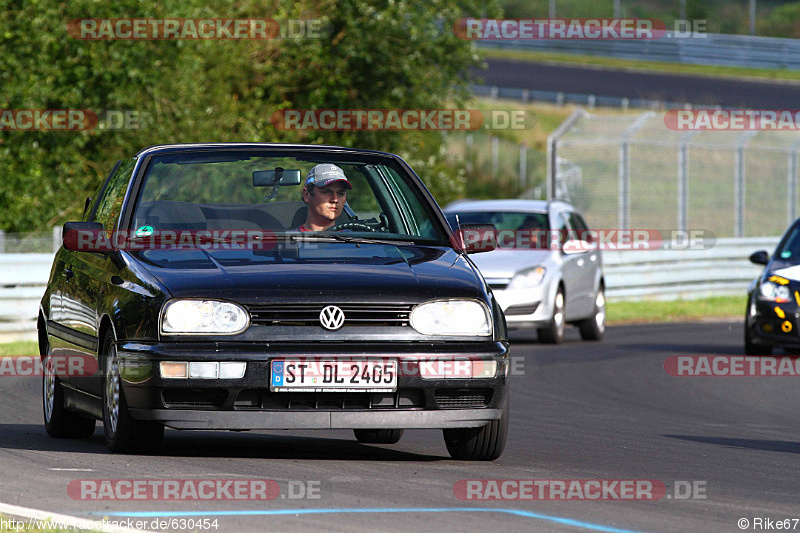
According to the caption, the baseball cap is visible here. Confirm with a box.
[306,164,352,189]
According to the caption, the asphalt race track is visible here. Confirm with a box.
[480,58,800,109]
[1,322,798,533]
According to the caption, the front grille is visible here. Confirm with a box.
[488,282,509,290]
[505,303,539,316]
[234,389,424,410]
[163,388,228,408]
[248,304,413,327]
[434,388,492,408]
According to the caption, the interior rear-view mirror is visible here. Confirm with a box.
[253,168,302,187]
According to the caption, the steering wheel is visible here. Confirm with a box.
[328,221,376,232]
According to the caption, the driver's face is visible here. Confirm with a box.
[304,182,348,229]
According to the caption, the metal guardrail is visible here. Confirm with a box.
[603,237,779,300]
[470,84,692,110]
[478,32,800,71]
[0,238,781,340]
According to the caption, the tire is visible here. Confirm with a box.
[579,286,606,341]
[443,393,508,461]
[353,429,404,444]
[744,321,772,356]
[538,287,565,344]
[102,335,164,453]
[42,342,96,439]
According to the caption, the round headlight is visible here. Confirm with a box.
[161,300,249,334]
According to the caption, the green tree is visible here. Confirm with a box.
[0,0,497,232]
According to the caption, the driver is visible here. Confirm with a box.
[293,163,352,232]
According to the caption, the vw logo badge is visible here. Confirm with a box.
[319,305,345,331]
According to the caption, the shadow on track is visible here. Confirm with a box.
[664,434,800,454]
[0,423,446,461]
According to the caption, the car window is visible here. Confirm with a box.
[91,158,136,233]
[83,161,121,221]
[776,225,800,261]
[444,211,549,231]
[129,151,448,244]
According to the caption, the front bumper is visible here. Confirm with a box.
[118,340,509,430]
[748,299,800,346]
[492,286,553,329]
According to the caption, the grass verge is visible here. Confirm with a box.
[0,341,38,356]
[607,295,746,325]
[483,48,800,83]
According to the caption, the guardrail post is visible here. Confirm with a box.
[521,89,529,104]
[52,225,62,253]
[490,86,498,100]
[0,230,4,253]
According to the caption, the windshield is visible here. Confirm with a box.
[444,211,549,232]
[128,150,449,245]
[775,224,800,263]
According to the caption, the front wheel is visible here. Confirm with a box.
[42,343,96,439]
[744,321,772,356]
[102,336,163,453]
[538,287,565,344]
[443,394,508,461]
[579,286,606,341]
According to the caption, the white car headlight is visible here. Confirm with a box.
[161,300,249,335]
[410,299,492,336]
[507,266,546,289]
[759,282,791,303]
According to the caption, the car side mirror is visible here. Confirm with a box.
[455,224,497,254]
[562,229,595,255]
[749,250,769,265]
[63,221,108,252]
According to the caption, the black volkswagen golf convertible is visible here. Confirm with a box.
[39,143,509,460]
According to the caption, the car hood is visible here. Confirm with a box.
[467,249,555,280]
[129,243,484,304]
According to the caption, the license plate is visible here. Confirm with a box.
[270,359,398,392]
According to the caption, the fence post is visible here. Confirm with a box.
[546,109,587,201]
[789,140,800,225]
[618,112,654,231]
[465,133,473,174]
[491,136,499,179]
[519,144,527,189]
[52,225,62,253]
[734,131,757,238]
[677,131,697,233]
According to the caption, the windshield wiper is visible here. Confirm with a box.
[290,233,416,246]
